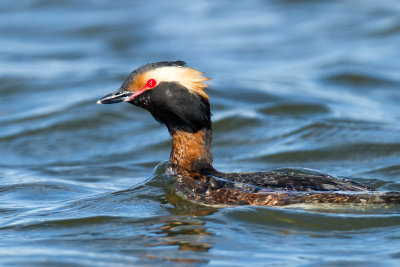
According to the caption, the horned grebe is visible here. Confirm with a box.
[98,61,400,206]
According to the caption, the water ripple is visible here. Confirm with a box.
[1,0,400,265]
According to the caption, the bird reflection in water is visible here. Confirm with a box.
[137,216,214,264]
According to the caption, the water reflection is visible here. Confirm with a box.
[138,216,214,264]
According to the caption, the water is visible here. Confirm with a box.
[1,0,400,265]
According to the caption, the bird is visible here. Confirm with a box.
[98,61,400,207]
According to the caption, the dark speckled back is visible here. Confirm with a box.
[212,171,375,192]
[174,172,400,207]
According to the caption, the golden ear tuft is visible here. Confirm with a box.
[180,68,210,100]
[141,65,211,100]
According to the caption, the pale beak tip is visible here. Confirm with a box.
[96,100,103,104]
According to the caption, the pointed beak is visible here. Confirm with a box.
[97,90,134,104]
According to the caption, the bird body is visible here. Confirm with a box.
[98,61,400,206]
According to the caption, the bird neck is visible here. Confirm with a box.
[169,127,214,177]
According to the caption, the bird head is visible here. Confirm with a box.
[97,61,211,133]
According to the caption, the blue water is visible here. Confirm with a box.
[1,0,400,265]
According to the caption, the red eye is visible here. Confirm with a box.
[146,79,157,88]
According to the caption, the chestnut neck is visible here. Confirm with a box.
[168,127,214,177]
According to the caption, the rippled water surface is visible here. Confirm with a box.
[2,0,400,265]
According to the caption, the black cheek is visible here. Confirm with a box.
[129,82,211,133]
[129,91,152,108]
[150,83,211,132]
